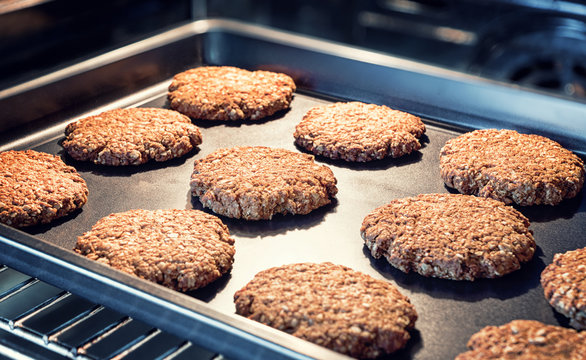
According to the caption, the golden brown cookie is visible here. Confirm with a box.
[455,320,586,360]
[440,129,584,206]
[63,108,202,166]
[0,150,88,228]
[294,101,425,161]
[541,247,586,330]
[234,262,417,358]
[168,66,296,121]
[361,193,535,280]
[74,209,235,291]
[190,146,337,220]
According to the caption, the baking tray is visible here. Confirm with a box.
[0,19,585,360]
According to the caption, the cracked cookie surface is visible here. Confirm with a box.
[294,101,425,161]
[168,66,295,121]
[440,129,584,206]
[190,146,337,220]
[74,209,235,291]
[455,320,586,360]
[63,108,202,166]
[0,150,88,228]
[541,247,586,330]
[234,262,417,358]
[361,193,535,280]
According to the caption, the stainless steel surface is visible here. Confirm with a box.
[207,0,586,100]
[0,19,585,360]
[0,0,192,91]
[0,265,218,359]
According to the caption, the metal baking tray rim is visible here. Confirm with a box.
[2,19,585,154]
[0,222,344,360]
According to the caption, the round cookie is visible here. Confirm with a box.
[455,320,586,360]
[74,209,235,291]
[0,150,88,228]
[440,129,585,206]
[234,262,417,358]
[63,108,202,166]
[190,146,337,220]
[168,66,296,121]
[361,193,535,281]
[294,101,425,161]
[541,247,586,330]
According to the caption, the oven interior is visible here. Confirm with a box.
[0,2,585,360]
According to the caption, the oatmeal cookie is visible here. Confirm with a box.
[0,150,88,228]
[63,108,202,166]
[541,247,586,329]
[74,209,235,291]
[190,146,337,220]
[234,262,417,358]
[361,193,535,280]
[440,129,584,206]
[455,320,586,360]
[168,66,296,121]
[294,101,425,161]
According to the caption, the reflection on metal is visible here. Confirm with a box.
[469,15,586,100]
[379,0,425,14]
[0,0,52,15]
[358,11,477,45]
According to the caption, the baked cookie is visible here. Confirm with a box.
[63,108,202,166]
[168,66,296,121]
[190,146,337,220]
[294,101,425,161]
[74,209,235,291]
[234,262,417,358]
[440,129,585,206]
[361,193,535,280]
[455,320,586,360]
[541,247,586,330]
[0,150,88,228]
